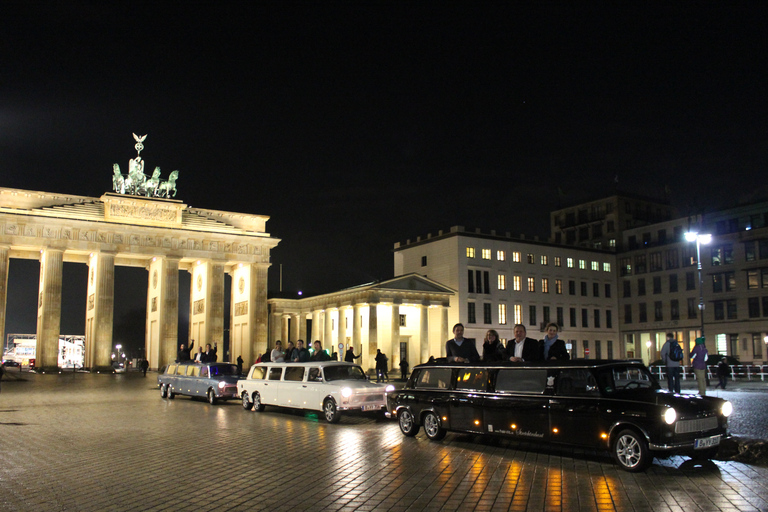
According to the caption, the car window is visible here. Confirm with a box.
[250,367,267,380]
[323,365,367,381]
[455,369,488,391]
[495,369,547,394]
[200,367,210,378]
[284,367,305,382]
[597,366,659,394]
[187,366,200,377]
[556,369,599,397]
[308,367,322,382]
[210,365,238,376]
[268,367,283,381]
[413,368,453,389]
[167,364,177,375]
[176,365,187,375]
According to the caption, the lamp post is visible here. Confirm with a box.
[684,231,712,341]
[116,344,122,368]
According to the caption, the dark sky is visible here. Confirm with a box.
[2,2,768,337]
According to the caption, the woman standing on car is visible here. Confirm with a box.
[482,330,505,362]
[540,323,570,361]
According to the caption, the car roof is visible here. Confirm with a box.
[414,359,647,371]
[253,361,358,367]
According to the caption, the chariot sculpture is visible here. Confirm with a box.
[111,134,180,198]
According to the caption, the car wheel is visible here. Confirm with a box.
[160,384,167,398]
[207,389,217,405]
[613,429,651,472]
[241,392,252,410]
[323,398,341,423]
[167,386,175,399]
[252,392,265,412]
[398,409,419,436]
[423,411,446,441]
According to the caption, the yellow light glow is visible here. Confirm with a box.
[511,424,517,429]
[600,433,608,439]
[552,428,559,434]
[474,420,480,425]
[442,417,447,421]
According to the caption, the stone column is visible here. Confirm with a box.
[298,312,308,342]
[441,306,449,357]
[367,304,378,370]
[0,246,8,349]
[420,304,429,365]
[312,309,322,344]
[145,256,179,369]
[86,252,115,371]
[36,248,64,371]
[338,306,348,354]
[390,303,401,372]
[281,314,290,342]
[290,313,300,342]
[252,264,269,361]
[323,309,333,348]
[209,261,226,350]
[353,304,362,351]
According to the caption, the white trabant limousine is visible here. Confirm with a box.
[238,361,394,423]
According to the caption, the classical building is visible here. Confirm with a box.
[268,274,453,372]
[0,187,279,371]
[394,226,620,361]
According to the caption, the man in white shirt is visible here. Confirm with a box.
[507,324,542,362]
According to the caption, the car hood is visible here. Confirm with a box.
[329,379,389,389]
[610,389,727,415]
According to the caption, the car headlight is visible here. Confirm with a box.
[663,407,677,425]
[341,387,353,398]
[385,385,395,393]
[218,381,226,389]
[721,401,733,417]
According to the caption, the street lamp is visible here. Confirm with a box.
[685,231,712,342]
[116,344,122,367]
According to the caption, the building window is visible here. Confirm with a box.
[712,274,723,293]
[624,304,632,324]
[466,247,475,258]
[590,261,598,271]
[498,274,507,290]
[513,275,522,291]
[653,276,662,294]
[763,269,768,288]
[605,283,611,298]
[727,299,737,319]
[595,340,602,359]
[581,281,588,296]
[753,333,763,358]
[593,282,599,297]
[484,303,492,324]
[529,305,537,326]
[749,297,760,318]
[650,252,662,272]
[570,307,577,327]
[468,303,476,323]
[527,277,535,292]
[669,274,678,293]
[567,257,574,268]
[421,256,427,267]
[725,272,736,291]
[497,250,506,261]
[603,262,611,272]
[554,256,561,267]
[666,248,679,269]
[638,278,646,296]
[399,314,406,327]
[512,251,521,262]
[557,307,564,327]
[686,272,696,291]
[484,271,490,295]
[671,300,679,320]
[682,245,697,266]
[747,270,759,289]
[569,280,576,295]
[635,255,647,274]
[579,259,586,269]
[764,297,768,317]
[687,298,697,319]
[745,241,756,262]
[714,301,725,320]
[482,248,491,260]
[654,301,663,321]
[594,309,601,328]
[541,255,548,265]
[757,239,768,259]
[542,278,549,293]
[468,270,474,293]
[514,304,522,324]
[555,279,563,294]
[620,257,631,276]
[623,280,631,298]
[711,244,734,266]
[606,310,612,328]
[581,308,588,327]
[498,304,507,325]
[639,303,647,323]
[527,253,535,264]
[543,306,551,323]
[609,239,616,248]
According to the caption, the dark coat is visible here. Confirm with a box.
[345,348,361,362]
[445,339,480,363]
[506,337,542,362]
[482,340,506,362]
[540,338,570,361]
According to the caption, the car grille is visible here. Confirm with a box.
[351,394,385,404]
[223,386,238,395]
[675,415,718,434]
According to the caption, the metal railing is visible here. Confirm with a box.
[651,365,768,383]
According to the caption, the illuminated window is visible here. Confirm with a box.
[567,258,574,268]
[603,262,611,272]
[555,279,563,294]
[512,252,521,263]
[514,304,523,324]
[554,256,561,267]
[482,248,491,260]
[498,274,507,290]
[609,239,616,248]
[466,247,475,258]
[513,276,522,291]
[591,261,599,271]
[541,255,548,265]
[542,278,549,293]
[497,250,506,261]
[579,259,586,269]
[527,277,535,292]
[527,253,535,264]
[498,304,507,325]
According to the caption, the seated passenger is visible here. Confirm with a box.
[292,340,310,362]
[310,340,331,361]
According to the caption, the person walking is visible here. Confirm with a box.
[375,349,388,383]
[716,358,730,389]
[236,355,244,375]
[399,358,409,380]
[690,337,708,395]
[140,359,149,377]
[660,333,682,394]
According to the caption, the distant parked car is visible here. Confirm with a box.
[158,362,242,404]
[1,360,21,368]
[238,362,394,423]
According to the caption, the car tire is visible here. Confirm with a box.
[241,391,251,410]
[167,386,175,400]
[423,411,446,441]
[323,398,341,424]
[160,384,167,398]
[613,429,651,472]
[207,389,217,405]
[252,392,265,412]
[398,409,419,436]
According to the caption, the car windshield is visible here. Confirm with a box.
[323,365,367,382]
[208,364,239,376]
[595,365,660,394]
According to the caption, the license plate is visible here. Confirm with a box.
[361,405,379,411]
[694,434,721,449]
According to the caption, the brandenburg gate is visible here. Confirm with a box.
[0,137,279,371]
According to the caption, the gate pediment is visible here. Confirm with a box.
[101,193,184,228]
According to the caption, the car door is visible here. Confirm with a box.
[448,368,488,433]
[301,366,326,412]
[278,366,307,407]
[262,366,284,406]
[483,368,550,441]
[548,368,601,447]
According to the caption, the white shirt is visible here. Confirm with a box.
[514,338,526,359]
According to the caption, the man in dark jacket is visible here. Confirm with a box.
[292,340,310,362]
[177,341,193,362]
[445,323,480,363]
[201,343,217,362]
[506,324,542,362]
[345,346,361,362]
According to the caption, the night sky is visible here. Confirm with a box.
[2,2,767,340]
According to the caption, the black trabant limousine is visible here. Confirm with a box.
[388,360,732,471]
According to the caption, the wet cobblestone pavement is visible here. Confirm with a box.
[1,371,767,512]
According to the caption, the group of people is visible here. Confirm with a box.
[261,340,333,363]
[662,333,730,395]
[177,340,218,363]
[445,322,570,364]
